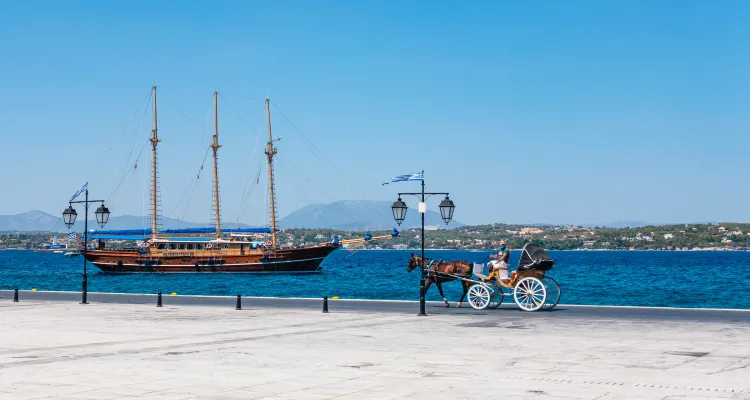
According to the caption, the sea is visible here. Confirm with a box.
[1,249,748,309]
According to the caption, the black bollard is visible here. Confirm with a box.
[235,294,242,310]
[322,296,329,313]
[156,291,163,307]
[13,288,19,302]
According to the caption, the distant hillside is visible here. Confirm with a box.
[278,200,463,230]
[0,211,256,233]
[0,202,463,232]
[0,211,62,232]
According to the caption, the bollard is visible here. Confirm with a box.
[235,294,242,310]
[13,288,19,302]
[322,296,329,313]
[156,291,163,308]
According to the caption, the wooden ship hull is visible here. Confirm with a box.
[84,244,339,273]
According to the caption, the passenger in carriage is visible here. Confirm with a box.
[487,240,513,284]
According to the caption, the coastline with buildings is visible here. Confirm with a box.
[5,222,750,252]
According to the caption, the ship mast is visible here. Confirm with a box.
[211,92,222,238]
[149,86,161,240]
[265,99,278,248]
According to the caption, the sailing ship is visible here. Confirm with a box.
[83,88,395,273]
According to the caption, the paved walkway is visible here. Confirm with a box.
[1,295,749,399]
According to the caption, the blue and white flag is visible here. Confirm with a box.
[68,232,77,239]
[382,171,423,185]
[70,182,88,202]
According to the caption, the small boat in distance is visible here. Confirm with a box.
[82,88,397,273]
[64,251,80,257]
[35,235,77,253]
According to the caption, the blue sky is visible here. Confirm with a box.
[1,0,749,226]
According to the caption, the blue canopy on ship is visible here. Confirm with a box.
[87,235,149,240]
[87,229,153,235]
[161,227,272,234]
[86,235,267,243]
[88,227,272,235]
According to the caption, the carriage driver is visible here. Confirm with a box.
[487,240,511,283]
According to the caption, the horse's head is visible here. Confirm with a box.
[407,253,422,273]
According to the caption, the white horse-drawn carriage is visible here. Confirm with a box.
[465,243,561,311]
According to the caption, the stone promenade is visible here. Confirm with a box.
[1,294,749,399]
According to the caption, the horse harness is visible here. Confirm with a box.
[425,259,441,279]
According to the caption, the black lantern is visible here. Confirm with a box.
[391,197,408,226]
[438,196,455,224]
[95,205,110,228]
[63,206,77,228]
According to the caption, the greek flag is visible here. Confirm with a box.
[70,182,88,202]
[68,232,77,239]
[382,171,423,185]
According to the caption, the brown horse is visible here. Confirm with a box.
[407,253,473,308]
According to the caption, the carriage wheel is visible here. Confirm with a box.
[541,277,561,310]
[488,286,503,309]
[467,284,491,310]
[513,277,546,312]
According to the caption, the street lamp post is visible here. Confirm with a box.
[391,181,455,316]
[63,188,110,304]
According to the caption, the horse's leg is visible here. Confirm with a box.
[434,279,449,308]
[457,279,470,308]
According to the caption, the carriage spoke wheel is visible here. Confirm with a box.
[513,277,546,312]
[468,284,491,310]
[541,277,561,310]
[488,286,504,309]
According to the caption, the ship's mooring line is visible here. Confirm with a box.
[341,248,364,261]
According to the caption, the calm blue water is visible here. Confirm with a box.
[1,249,749,309]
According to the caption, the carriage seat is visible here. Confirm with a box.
[473,263,495,281]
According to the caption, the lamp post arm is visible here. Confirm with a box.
[398,192,449,200]
[69,200,105,205]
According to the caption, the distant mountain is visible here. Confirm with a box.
[278,200,463,231]
[0,211,62,232]
[8,208,713,233]
[0,211,258,233]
